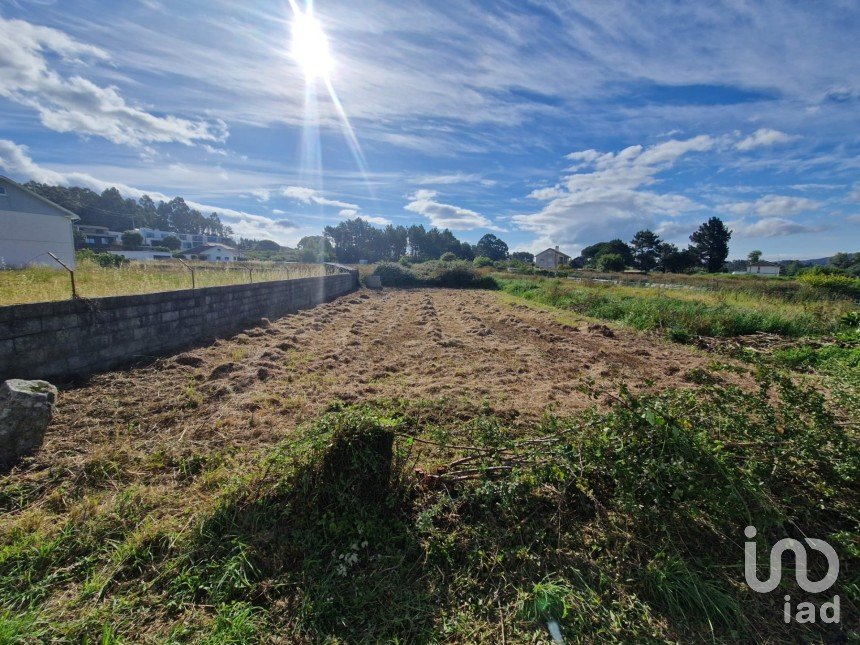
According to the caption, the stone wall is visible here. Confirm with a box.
[0,267,358,382]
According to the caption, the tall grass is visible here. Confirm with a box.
[0,260,327,305]
[498,276,854,339]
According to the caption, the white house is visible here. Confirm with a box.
[183,243,238,262]
[0,176,80,269]
[110,250,175,261]
[535,246,571,270]
[135,228,231,251]
[747,262,782,276]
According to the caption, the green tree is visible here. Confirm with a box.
[121,230,144,249]
[630,230,662,271]
[596,253,626,272]
[690,217,732,273]
[581,239,633,267]
[830,252,854,269]
[657,242,699,273]
[747,249,762,264]
[473,256,494,268]
[475,234,509,261]
[162,235,182,251]
[255,240,281,252]
[511,251,534,263]
[440,251,457,262]
[297,235,334,262]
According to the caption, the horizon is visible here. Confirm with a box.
[1,1,858,261]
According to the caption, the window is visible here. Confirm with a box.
[0,186,6,195]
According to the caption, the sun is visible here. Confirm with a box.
[291,8,334,81]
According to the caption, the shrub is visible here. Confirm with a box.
[373,261,497,289]
[373,263,419,287]
[797,271,860,297]
[398,256,412,267]
[121,231,144,249]
[440,252,457,262]
[77,250,128,267]
[95,253,128,268]
[162,235,182,251]
[473,256,493,268]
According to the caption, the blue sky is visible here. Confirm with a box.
[1,0,858,259]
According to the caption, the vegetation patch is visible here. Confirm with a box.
[1,368,856,642]
[374,260,498,289]
[497,275,854,340]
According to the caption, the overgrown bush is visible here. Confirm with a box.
[440,252,457,262]
[473,256,493,268]
[372,262,420,287]
[797,271,860,297]
[76,249,129,267]
[374,261,497,289]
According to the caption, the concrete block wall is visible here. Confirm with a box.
[0,267,358,382]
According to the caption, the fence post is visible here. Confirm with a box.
[47,252,77,299]
[177,258,195,289]
[239,263,253,283]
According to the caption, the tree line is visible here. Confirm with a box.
[24,183,233,238]
[322,218,511,264]
[581,217,732,273]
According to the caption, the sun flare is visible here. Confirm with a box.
[291,8,334,80]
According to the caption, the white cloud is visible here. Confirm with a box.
[338,209,358,218]
[727,194,820,217]
[564,149,601,170]
[404,190,493,230]
[736,129,797,151]
[0,16,227,147]
[282,186,359,210]
[528,186,562,200]
[730,217,824,238]
[360,215,393,226]
[513,136,714,246]
[418,172,475,185]
[410,189,438,201]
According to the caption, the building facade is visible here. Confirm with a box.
[747,262,782,276]
[535,246,571,270]
[183,243,238,262]
[135,228,231,251]
[0,176,79,269]
[76,225,121,249]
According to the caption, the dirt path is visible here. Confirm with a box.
[35,288,740,471]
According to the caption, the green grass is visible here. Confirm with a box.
[0,260,327,306]
[1,370,856,642]
[497,275,855,340]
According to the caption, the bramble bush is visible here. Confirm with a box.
[373,261,497,289]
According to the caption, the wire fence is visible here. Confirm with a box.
[0,259,347,306]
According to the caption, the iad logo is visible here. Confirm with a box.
[744,526,840,624]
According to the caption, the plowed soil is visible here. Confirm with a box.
[41,288,746,468]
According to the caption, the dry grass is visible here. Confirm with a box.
[0,260,327,306]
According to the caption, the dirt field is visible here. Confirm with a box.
[44,288,743,469]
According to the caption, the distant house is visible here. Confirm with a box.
[183,243,239,262]
[0,176,80,269]
[535,246,571,270]
[76,224,121,249]
[134,228,232,251]
[747,262,782,276]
